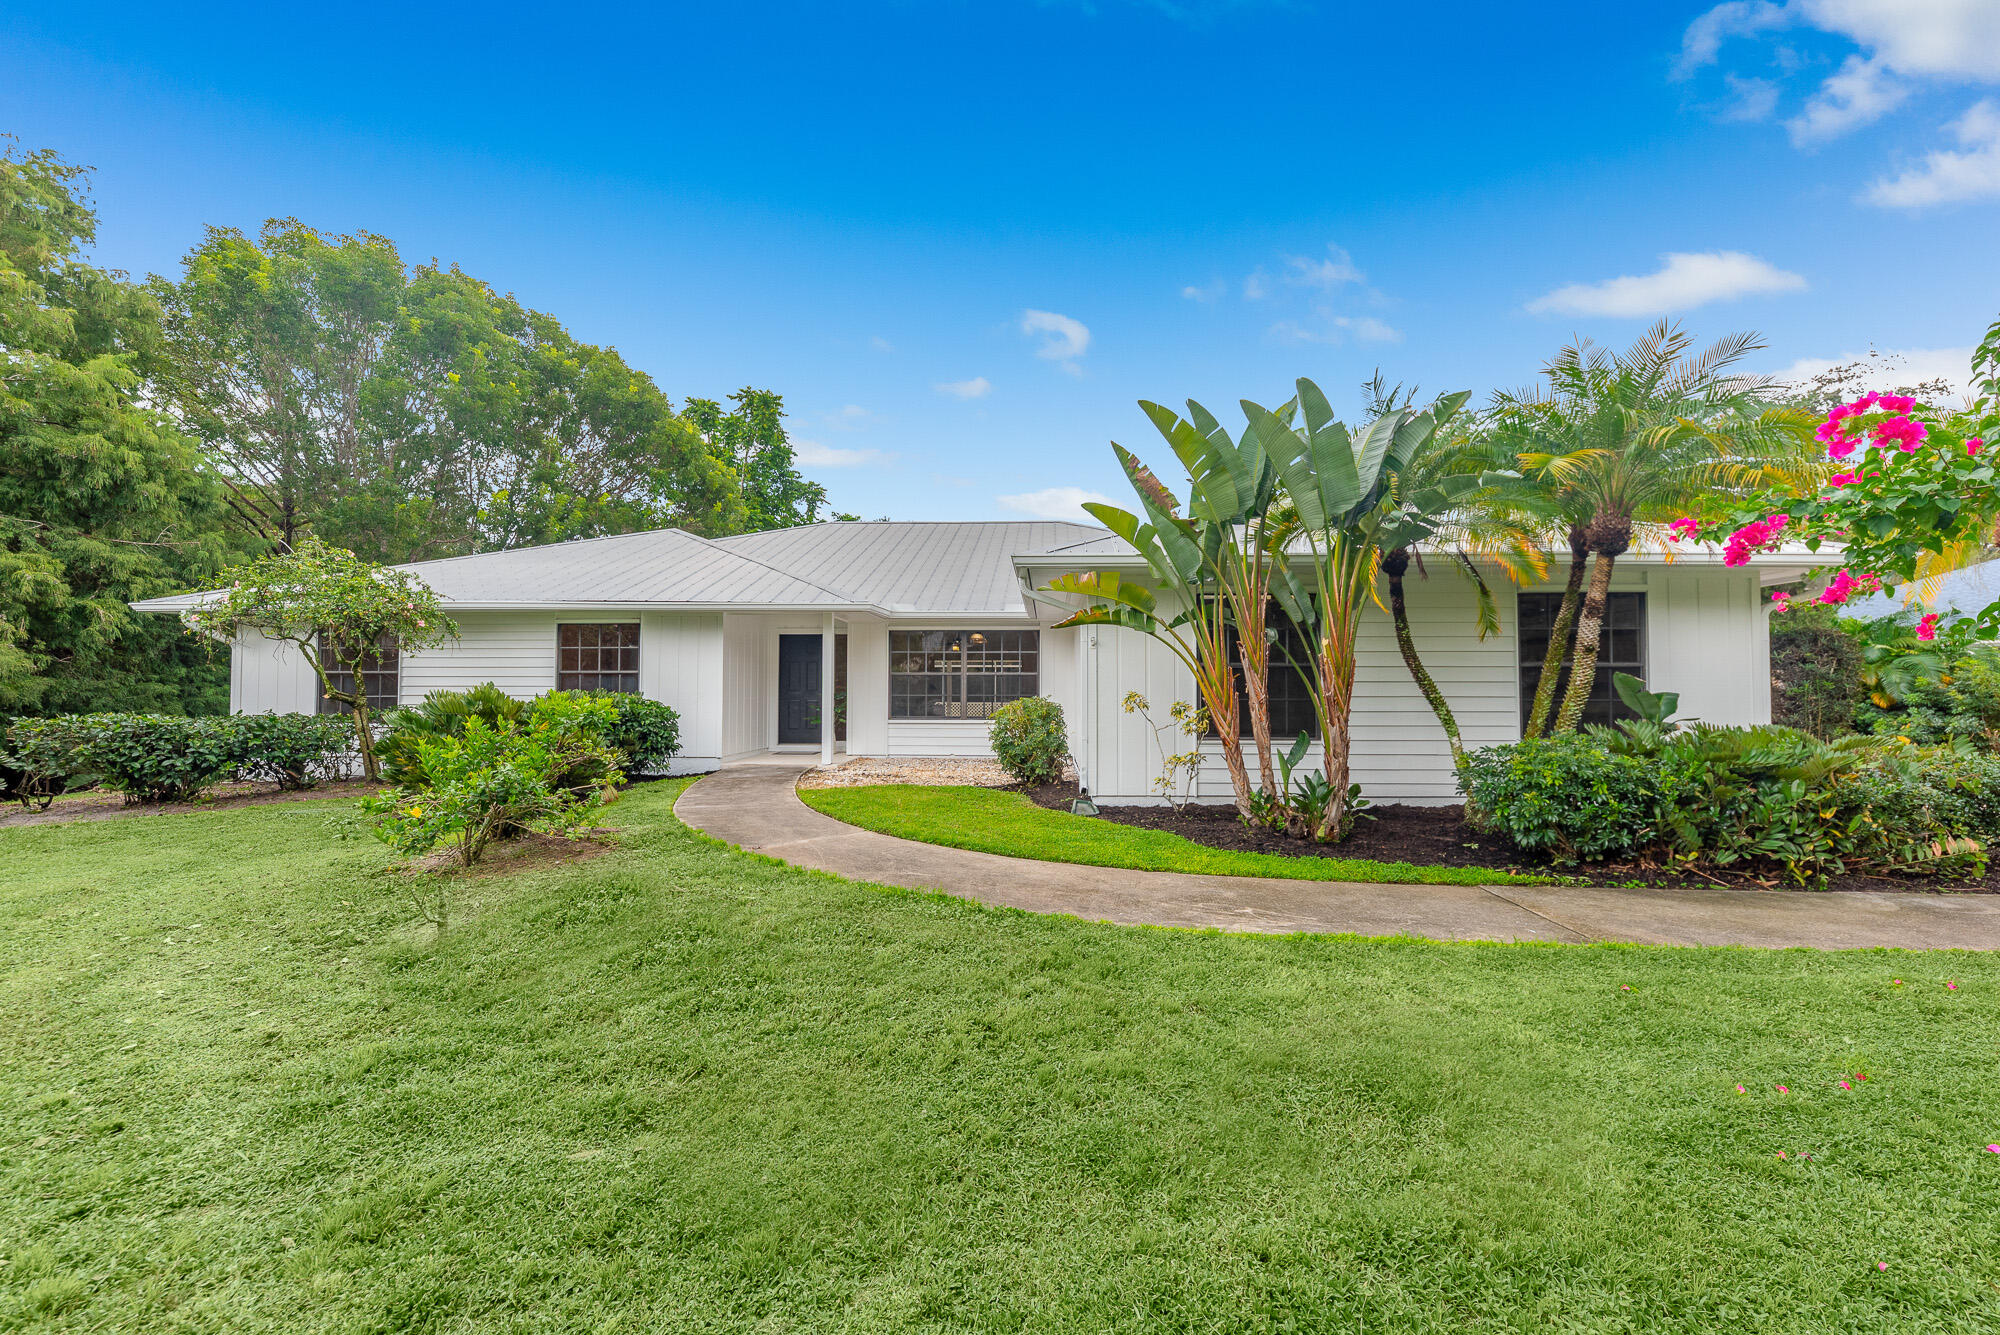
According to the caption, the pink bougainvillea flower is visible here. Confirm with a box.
[1736,1084,1747,1094]
[1969,438,1985,456]
[1878,1262,1890,1271]
[1838,1080,1851,1090]
[1828,471,1859,487]
[1770,591,1790,612]
[1916,614,1940,642]
[1947,981,1958,990]
[1986,1144,2000,1154]
[1667,517,1700,542]
[1777,1085,1789,1093]
[1892,978,1903,985]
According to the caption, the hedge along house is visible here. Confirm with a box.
[133,520,1831,802]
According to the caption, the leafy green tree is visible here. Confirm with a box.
[685,388,849,530]
[1494,323,1818,735]
[152,220,763,562]
[183,537,458,779]
[0,143,237,718]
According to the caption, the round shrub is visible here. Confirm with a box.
[3,716,98,810]
[23,714,246,804]
[989,697,1069,787]
[1462,735,1657,863]
[583,693,681,772]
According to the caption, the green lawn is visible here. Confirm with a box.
[799,782,1557,886]
[6,781,2000,1332]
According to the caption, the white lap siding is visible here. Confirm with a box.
[398,610,558,703]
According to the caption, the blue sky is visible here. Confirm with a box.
[5,0,1998,521]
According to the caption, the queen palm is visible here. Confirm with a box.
[1494,322,1820,735]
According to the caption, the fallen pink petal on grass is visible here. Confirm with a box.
[1986,1144,1999,1155]
[1776,1085,1789,1093]
[1878,1262,1889,1271]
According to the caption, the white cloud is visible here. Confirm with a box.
[1180,280,1225,302]
[1019,309,1090,371]
[1865,98,2000,206]
[1271,313,1403,344]
[997,486,1115,520]
[1284,243,1366,290]
[1243,269,1270,300]
[821,404,875,430]
[1526,251,1807,318]
[1720,73,1781,121]
[869,335,895,353]
[1787,53,1907,143]
[1675,0,1788,77]
[794,440,886,468]
[1772,345,1975,397]
[935,376,993,399]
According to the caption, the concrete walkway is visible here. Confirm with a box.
[673,762,2000,949]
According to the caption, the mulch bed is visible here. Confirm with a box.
[1019,784,2000,893]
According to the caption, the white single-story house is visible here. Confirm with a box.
[133,521,1829,804]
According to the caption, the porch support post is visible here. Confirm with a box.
[820,611,836,766]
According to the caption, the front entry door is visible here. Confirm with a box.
[777,635,822,744]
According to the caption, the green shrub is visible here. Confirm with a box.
[9,715,247,803]
[583,692,681,772]
[231,714,356,790]
[989,697,1069,787]
[2,716,98,810]
[361,706,623,869]
[1462,735,1657,862]
[377,684,528,786]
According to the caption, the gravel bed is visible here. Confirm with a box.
[799,758,1066,790]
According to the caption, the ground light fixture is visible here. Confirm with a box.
[1071,791,1099,817]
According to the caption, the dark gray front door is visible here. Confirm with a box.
[777,635,822,744]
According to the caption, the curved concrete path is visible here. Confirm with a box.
[674,762,2000,949]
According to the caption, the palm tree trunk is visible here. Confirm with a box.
[1385,550,1464,778]
[1524,528,1588,739]
[1238,616,1276,801]
[1551,551,1617,735]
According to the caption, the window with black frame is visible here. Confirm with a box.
[889,629,1039,719]
[317,631,399,714]
[1215,616,1319,740]
[1517,592,1646,730]
[558,623,640,693]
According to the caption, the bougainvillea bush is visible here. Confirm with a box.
[1674,317,2000,655]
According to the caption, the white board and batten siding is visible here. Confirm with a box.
[228,609,729,774]
[1080,561,1772,806]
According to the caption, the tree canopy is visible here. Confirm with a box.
[0,142,237,717]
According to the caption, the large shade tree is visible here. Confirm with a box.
[151,220,825,562]
[0,144,237,718]
[1493,323,1818,735]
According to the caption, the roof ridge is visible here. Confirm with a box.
[388,525,698,572]
[678,530,869,603]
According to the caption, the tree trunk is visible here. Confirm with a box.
[1384,549,1465,780]
[1238,606,1276,802]
[1551,551,1617,735]
[351,699,381,781]
[1524,527,1588,740]
[1312,615,1360,843]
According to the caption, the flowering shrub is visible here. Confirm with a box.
[1672,319,2000,652]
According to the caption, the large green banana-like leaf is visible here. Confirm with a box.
[1148,401,1247,526]
[1111,444,1205,581]
[1296,377,1340,441]
[1079,502,1179,588]
[1270,559,1318,632]
[1351,409,1403,495]
[1245,399,1344,532]
[1047,603,1165,635]
[1040,570,1159,618]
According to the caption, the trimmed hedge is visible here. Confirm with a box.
[3,712,358,806]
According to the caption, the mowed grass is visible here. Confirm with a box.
[799,782,1557,886]
[5,782,2000,1333]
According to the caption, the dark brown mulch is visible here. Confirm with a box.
[1017,784,2000,893]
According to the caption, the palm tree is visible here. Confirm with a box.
[1493,322,1819,735]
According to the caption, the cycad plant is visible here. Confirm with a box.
[1494,322,1819,735]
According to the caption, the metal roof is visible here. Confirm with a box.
[717,521,1105,615]
[132,521,1115,617]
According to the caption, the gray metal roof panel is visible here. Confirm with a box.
[715,521,1107,615]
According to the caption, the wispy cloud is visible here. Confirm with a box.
[869,335,895,353]
[1526,251,1806,318]
[1284,243,1366,290]
[1866,98,2000,207]
[795,439,887,468]
[1242,269,1270,300]
[935,376,993,399]
[1787,54,1907,144]
[1719,73,1780,122]
[1772,345,1975,398]
[997,485,1114,520]
[821,404,875,430]
[1019,309,1091,372]
[1271,313,1402,344]
[1180,280,1225,302]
